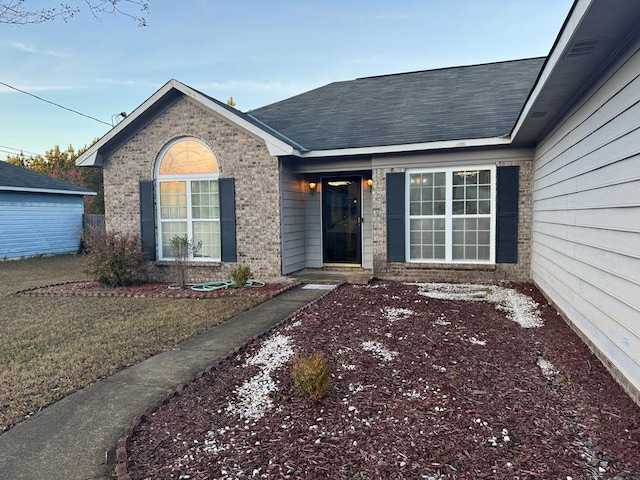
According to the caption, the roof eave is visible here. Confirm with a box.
[0,186,96,196]
[296,136,513,158]
[512,0,640,143]
[511,0,590,140]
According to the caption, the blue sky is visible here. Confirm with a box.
[0,0,574,159]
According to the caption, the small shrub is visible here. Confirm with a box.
[291,352,331,400]
[169,235,201,288]
[230,264,253,288]
[82,226,147,287]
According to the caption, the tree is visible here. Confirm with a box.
[5,142,104,214]
[226,96,236,108]
[0,0,149,26]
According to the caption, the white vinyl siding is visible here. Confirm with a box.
[280,170,306,275]
[304,185,323,268]
[531,36,640,396]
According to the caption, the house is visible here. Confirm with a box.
[76,0,640,404]
[0,161,95,259]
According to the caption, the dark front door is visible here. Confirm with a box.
[322,177,362,264]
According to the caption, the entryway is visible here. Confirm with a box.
[322,177,362,265]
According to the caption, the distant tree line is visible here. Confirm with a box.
[6,144,104,214]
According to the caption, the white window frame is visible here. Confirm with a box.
[155,138,220,262]
[405,165,496,264]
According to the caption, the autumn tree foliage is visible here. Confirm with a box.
[6,144,104,214]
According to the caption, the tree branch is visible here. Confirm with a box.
[0,0,149,26]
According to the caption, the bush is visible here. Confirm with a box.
[291,352,331,400]
[82,226,147,287]
[169,235,201,289]
[230,264,253,288]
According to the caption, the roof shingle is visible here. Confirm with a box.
[249,58,545,151]
[0,161,93,194]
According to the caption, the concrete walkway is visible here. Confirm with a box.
[0,284,334,480]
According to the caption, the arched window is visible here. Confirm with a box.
[155,138,220,261]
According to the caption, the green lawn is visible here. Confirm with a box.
[0,255,262,432]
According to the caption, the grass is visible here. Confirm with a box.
[0,255,264,433]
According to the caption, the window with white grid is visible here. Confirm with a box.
[407,167,495,263]
[156,138,220,261]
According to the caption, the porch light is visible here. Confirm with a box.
[308,182,317,194]
[366,178,373,192]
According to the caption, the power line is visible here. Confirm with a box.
[0,80,111,126]
[0,144,42,157]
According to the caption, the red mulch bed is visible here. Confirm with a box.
[15,281,291,298]
[121,281,639,479]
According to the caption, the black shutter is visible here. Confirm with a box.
[219,177,237,262]
[139,180,156,260]
[386,172,406,262]
[496,166,519,263]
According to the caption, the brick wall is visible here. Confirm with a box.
[372,161,533,283]
[103,96,282,281]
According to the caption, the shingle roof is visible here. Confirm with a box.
[0,161,94,194]
[249,58,545,151]
[192,87,308,151]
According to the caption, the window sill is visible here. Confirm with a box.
[403,262,496,271]
[155,260,222,268]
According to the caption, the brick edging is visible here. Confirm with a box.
[113,283,343,479]
[13,281,297,299]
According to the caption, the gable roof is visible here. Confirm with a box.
[76,79,302,167]
[0,161,95,195]
[249,58,545,152]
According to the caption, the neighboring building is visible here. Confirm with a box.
[77,0,640,403]
[0,161,95,259]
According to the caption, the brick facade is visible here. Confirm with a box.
[371,161,533,283]
[102,95,533,284]
[103,97,282,281]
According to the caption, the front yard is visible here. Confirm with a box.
[123,281,640,479]
[0,255,266,433]
[2,256,638,479]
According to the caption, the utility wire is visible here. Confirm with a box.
[0,144,42,157]
[0,80,111,126]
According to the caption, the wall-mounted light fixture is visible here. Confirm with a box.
[366,178,373,192]
[308,181,317,195]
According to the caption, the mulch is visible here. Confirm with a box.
[118,281,640,480]
[14,281,293,299]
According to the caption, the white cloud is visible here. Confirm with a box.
[0,83,73,94]
[195,79,307,95]
[10,42,70,58]
[94,78,158,88]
